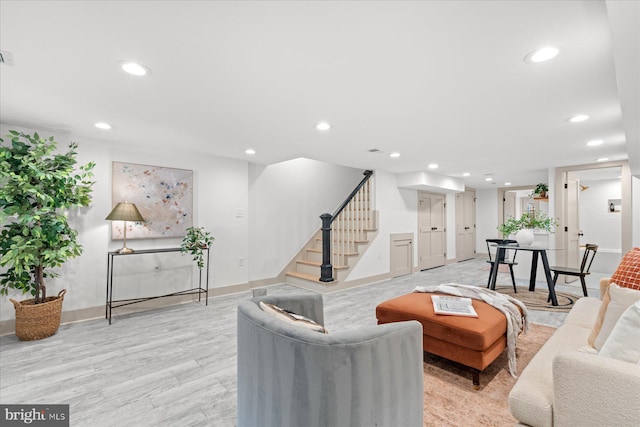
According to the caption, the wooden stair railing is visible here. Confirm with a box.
[320,170,374,282]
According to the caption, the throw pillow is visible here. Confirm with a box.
[259,301,328,333]
[599,300,640,364]
[593,284,640,350]
[611,247,640,290]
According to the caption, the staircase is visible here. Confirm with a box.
[285,171,377,290]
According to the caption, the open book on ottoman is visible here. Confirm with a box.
[431,295,478,317]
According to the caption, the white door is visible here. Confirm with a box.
[500,191,517,238]
[455,193,465,259]
[564,172,581,283]
[504,191,516,221]
[418,192,446,270]
[463,190,475,259]
[456,190,475,261]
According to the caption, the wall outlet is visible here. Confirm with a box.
[235,208,244,218]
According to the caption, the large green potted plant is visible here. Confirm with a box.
[0,130,95,340]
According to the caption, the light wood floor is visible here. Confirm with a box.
[0,258,602,426]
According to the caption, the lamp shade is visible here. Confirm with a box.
[105,202,145,222]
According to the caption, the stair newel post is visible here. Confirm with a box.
[320,213,335,282]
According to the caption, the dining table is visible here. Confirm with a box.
[488,243,560,306]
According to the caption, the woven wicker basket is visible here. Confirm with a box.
[10,289,66,341]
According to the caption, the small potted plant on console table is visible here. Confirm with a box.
[180,226,214,270]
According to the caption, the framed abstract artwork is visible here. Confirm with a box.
[111,162,193,239]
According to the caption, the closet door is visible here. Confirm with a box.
[461,190,476,260]
[456,190,476,261]
[418,192,446,270]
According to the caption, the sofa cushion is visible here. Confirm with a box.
[563,297,602,329]
[599,300,640,364]
[260,301,328,333]
[611,247,640,290]
[591,284,640,350]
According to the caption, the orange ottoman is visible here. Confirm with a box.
[376,292,508,387]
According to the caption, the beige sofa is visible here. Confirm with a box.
[508,279,640,427]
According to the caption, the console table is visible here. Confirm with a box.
[106,247,210,324]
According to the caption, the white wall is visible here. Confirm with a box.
[1,124,249,321]
[347,171,419,280]
[248,159,365,281]
[578,179,622,251]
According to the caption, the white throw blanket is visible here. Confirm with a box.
[414,283,528,377]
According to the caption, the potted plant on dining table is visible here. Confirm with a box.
[498,212,557,246]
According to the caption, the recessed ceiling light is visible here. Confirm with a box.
[569,114,589,123]
[485,177,493,182]
[586,139,604,146]
[121,61,149,76]
[389,152,400,158]
[596,157,609,162]
[428,163,438,169]
[94,122,112,130]
[462,172,470,177]
[505,182,512,186]
[524,46,559,63]
[316,122,331,131]
[245,149,256,155]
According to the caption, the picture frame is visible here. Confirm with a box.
[111,162,193,239]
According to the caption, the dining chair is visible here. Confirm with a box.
[486,239,518,293]
[549,243,598,297]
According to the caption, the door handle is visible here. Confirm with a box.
[578,232,584,236]
[464,227,470,230]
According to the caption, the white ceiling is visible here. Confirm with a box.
[1,1,638,190]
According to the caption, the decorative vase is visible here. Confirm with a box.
[515,229,535,246]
